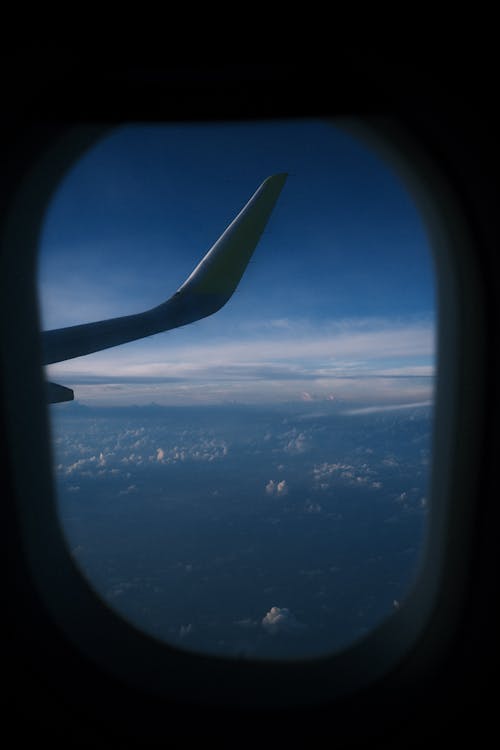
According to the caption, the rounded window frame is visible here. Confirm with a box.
[0,117,485,709]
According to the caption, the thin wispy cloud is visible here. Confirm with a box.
[47,317,433,369]
[343,401,433,415]
[45,317,435,405]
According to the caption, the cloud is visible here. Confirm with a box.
[312,461,380,490]
[283,431,309,454]
[306,501,322,514]
[119,484,137,495]
[45,317,435,405]
[48,318,434,374]
[342,400,433,415]
[235,618,259,629]
[152,438,228,464]
[313,462,354,481]
[48,373,435,407]
[265,479,288,496]
[262,606,305,634]
[63,456,97,475]
[382,456,398,467]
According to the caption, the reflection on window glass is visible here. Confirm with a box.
[39,121,435,659]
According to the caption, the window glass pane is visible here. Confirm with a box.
[38,121,435,659]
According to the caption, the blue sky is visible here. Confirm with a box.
[38,120,436,406]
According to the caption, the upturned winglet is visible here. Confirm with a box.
[42,174,287,401]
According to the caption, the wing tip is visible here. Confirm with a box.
[264,172,288,186]
[174,173,288,302]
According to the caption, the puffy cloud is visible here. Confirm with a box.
[306,501,322,514]
[64,456,97,475]
[65,458,85,474]
[312,461,380,490]
[119,484,137,495]
[265,479,288,496]
[284,431,308,454]
[313,462,354,483]
[262,607,305,635]
[150,438,228,465]
[382,456,399,467]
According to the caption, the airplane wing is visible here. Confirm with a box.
[43,173,287,403]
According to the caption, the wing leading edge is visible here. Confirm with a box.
[43,174,287,402]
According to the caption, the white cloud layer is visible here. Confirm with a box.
[45,317,435,405]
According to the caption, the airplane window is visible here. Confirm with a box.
[37,121,435,660]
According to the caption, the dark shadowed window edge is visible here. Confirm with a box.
[0,118,486,709]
